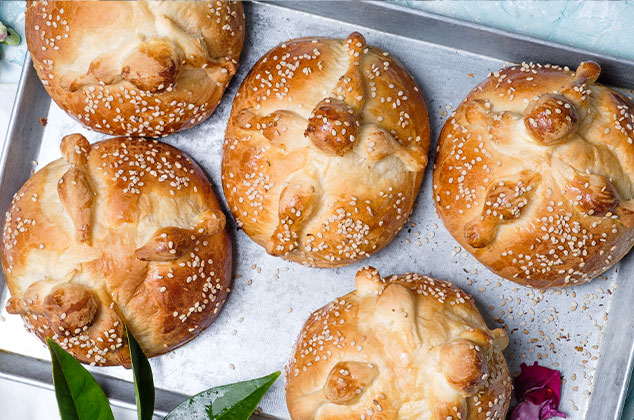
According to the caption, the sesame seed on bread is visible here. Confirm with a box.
[25,1,245,137]
[286,267,511,420]
[222,33,430,267]
[2,135,232,366]
[433,61,634,288]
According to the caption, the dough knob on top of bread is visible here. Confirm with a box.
[523,93,578,145]
[522,62,600,146]
[223,32,430,267]
[42,283,99,334]
[434,61,634,288]
[286,267,511,420]
[2,134,232,366]
[305,98,360,156]
[304,32,366,156]
[121,39,182,93]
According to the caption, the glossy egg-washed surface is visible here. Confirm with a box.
[286,267,511,420]
[222,33,430,267]
[434,62,634,288]
[2,136,231,366]
[25,1,244,137]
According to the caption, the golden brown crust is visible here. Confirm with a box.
[285,267,511,420]
[2,135,232,366]
[222,33,430,267]
[433,61,634,288]
[26,1,244,137]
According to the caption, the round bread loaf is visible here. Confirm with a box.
[434,61,634,288]
[25,1,244,137]
[286,267,511,420]
[222,33,430,267]
[2,135,232,366]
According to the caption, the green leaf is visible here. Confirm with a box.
[50,345,79,420]
[3,27,21,46]
[126,327,155,420]
[0,20,19,46]
[164,371,280,420]
[47,338,115,420]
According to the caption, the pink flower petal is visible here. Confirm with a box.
[510,362,566,420]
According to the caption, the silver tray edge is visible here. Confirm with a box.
[0,2,633,418]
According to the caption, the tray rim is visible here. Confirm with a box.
[0,1,633,419]
[276,0,634,88]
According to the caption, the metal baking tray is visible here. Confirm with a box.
[2,2,634,419]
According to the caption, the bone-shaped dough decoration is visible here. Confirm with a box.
[286,267,511,420]
[223,33,430,267]
[434,61,634,287]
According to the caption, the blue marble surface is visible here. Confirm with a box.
[400,1,634,61]
[1,1,634,418]
[0,1,26,83]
